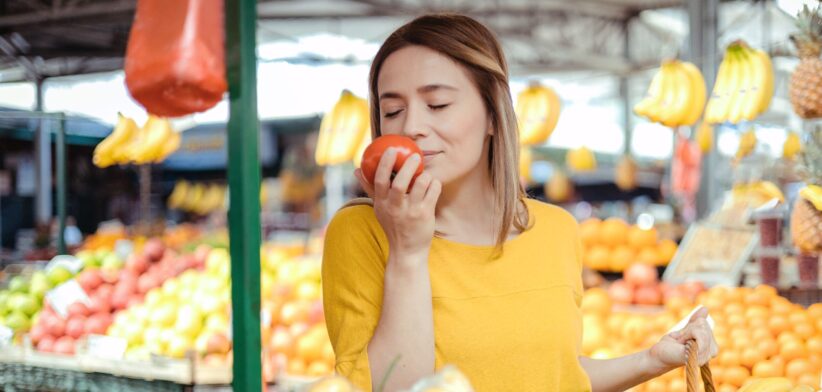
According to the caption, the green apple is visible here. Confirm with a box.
[92,249,110,267]
[47,266,73,286]
[11,294,38,316]
[30,271,49,289]
[4,311,30,332]
[8,276,28,293]
[75,250,95,268]
[101,253,124,271]
[29,278,50,301]
[174,305,203,338]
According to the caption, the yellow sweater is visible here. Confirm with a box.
[322,198,592,391]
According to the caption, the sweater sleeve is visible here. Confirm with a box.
[321,205,388,391]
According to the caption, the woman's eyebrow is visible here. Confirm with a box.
[379,84,458,101]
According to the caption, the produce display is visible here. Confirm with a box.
[0,265,76,336]
[581,285,821,391]
[606,263,706,306]
[579,217,678,272]
[704,41,774,125]
[788,4,822,119]
[633,59,706,128]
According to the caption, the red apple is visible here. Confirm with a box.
[635,284,663,305]
[143,238,166,262]
[66,316,86,339]
[96,283,115,300]
[85,313,111,335]
[44,315,66,337]
[111,288,131,310]
[37,336,56,352]
[88,294,111,314]
[608,279,634,305]
[126,295,144,308]
[125,254,149,275]
[137,274,160,294]
[53,336,75,355]
[207,332,232,355]
[77,269,103,292]
[624,263,658,287]
[67,302,91,318]
[29,324,47,346]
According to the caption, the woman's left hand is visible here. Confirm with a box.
[649,307,719,370]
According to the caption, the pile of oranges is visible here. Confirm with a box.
[580,285,822,391]
[580,217,678,272]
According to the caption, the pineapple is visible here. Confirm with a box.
[789,4,822,119]
[791,125,822,252]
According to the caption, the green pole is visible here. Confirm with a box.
[225,0,262,390]
[56,114,67,255]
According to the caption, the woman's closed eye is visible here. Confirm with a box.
[429,103,450,111]
[384,109,404,118]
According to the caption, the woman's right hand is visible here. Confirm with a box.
[354,147,442,262]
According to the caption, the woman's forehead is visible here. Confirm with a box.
[378,45,472,92]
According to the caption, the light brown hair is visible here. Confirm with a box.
[365,13,530,253]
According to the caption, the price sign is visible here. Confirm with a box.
[46,280,91,319]
[86,334,128,360]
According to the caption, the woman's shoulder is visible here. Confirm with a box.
[524,198,579,229]
[325,198,384,241]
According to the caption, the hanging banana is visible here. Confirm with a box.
[705,41,774,124]
[634,59,707,128]
[93,113,138,168]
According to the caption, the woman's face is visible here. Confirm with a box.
[377,45,491,186]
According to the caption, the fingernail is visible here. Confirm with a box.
[385,148,396,156]
[410,154,420,162]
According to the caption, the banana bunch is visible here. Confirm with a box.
[731,180,785,205]
[167,181,227,215]
[93,113,138,168]
[634,59,706,127]
[92,114,181,168]
[705,41,774,124]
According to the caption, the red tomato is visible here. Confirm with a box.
[361,135,423,186]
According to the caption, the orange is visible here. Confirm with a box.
[748,316,769,330]
[305,361,332,377]
[718,350,741,367]
[600,218,629,247]
[751,326,773,341]
[745,306,770,320]
[584,245,611,270]
[665,296,691,314]
[790,310,811,325]
[740,347,765,368]
[754,284,778,298]
[711,365,725,384]
[667,378,686,392]
[627,226,658,249]
[780,339,808,362]
[644,378,667,392]
[771,355,787,374]
[771,297,793,315]
[581,288,613,316]
[636,246,661,266]
[808,303,822,319]
[655,239,678,265]
[786,358,816,379]
[725,302,745,316]
[816,318,822,334]
[285,358,307,375]
[723,365,750,387]
[725,288,745,304]
[809,354,822,372]
[715,335,730,351]
[579,218,602,247]
[795,322,817,340]
[622,317,649,346]
[807,336,822,355]
[608,245,636,272]
[758,339,779,358]
[716,384,736,392]
[752,360,783,377]
[779,331,802,346]
[727,314,746,329]
[606,312,627,334]
[733,333,753,351]
[744,291,770,307]
[797,374,821,389]
[769,316,791,335]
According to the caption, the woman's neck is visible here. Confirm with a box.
[434,165,499,245]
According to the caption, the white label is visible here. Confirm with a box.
[47,255,84,274]
[0,325,13,347]
[46,280,91,319]
[86,334,127,360]
[114,240,134,261]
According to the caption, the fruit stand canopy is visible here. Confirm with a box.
[0,106,112,145]
[0,0,728,83]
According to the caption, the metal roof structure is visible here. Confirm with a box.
[0,0,720,83]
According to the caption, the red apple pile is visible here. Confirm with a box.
[607,263,706,306]
[28,239,208,355]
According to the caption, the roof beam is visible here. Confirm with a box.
[0,0,135,29]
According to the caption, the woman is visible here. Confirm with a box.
[322,13,717,392]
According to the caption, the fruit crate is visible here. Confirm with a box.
[0,345,234,390]
[778,287,822,308]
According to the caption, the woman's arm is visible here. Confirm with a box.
[579,349,672,392]
[580,308,718,392]
[367,251,436,391]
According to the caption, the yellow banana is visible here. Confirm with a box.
[783,131,802,160]
[680,61,707,126]
[633,65,666,119]
[154,129,181,163]
[729,45,753,124]
[653,62,679,125]
[184,183,205,213]
[705,47,734,123]
[750,48,774,118]
[736,128,757,159]
[93,113,138,168]
[799,184,822,211]
[167,181,190,210]
[722,46,744,124]
[660,62,691,127]
[696,121,713,153]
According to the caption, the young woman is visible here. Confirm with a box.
[322,13,717,392]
